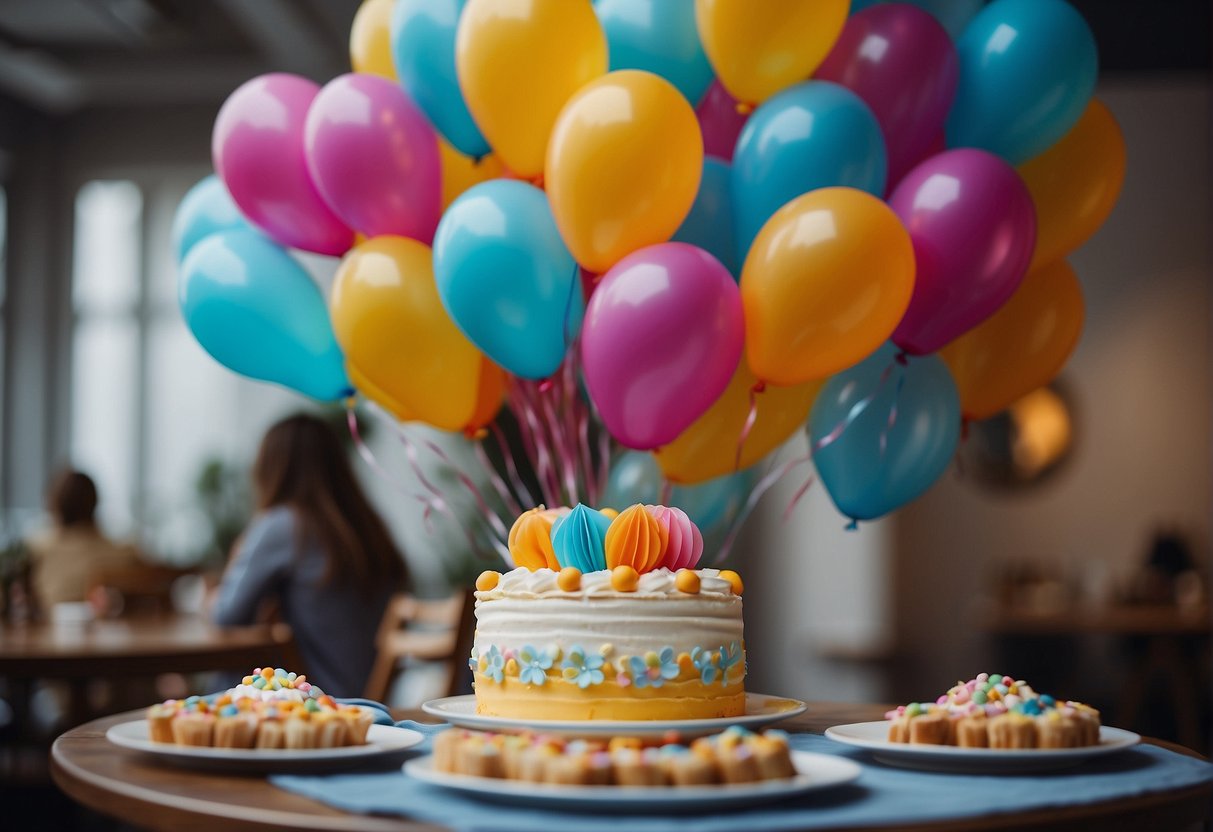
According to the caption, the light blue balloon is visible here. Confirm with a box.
[171,175,250,263]
[595,0,714,105]
[672,158,739,279]
[433,180,583,380]
[179,229,350,401]
[946,0,1097,164]
[809,344,960,522]
[604,451,755,532]
[732,81,887,257]
[850,0,984,39]
[390,0,490,158]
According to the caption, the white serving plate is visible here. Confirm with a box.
[403,749,860,811]
[420,693,806,739]
[824,721,1141,773]
[106,715,424,773]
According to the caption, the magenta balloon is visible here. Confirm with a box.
[582,243,744,450]
[305,73,442,243]
[695,80,749,162]
[890,148,1037,355]
[212,74,353,256]
[816,4,958,189]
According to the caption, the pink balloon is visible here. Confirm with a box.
[890,148,1037,355]
[212,74,353,256]
[695,80,749,162]
[816,4,958,189]
[582,243,743,450]
[305,74,442,243]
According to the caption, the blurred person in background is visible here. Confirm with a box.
[27,468,140,615]
[211,413,408,697]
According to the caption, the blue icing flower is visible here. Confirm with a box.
[690,646,718,684]
[518,644,554,686]
[561,645,605,689]
[551,503,611,573]
[483,644,505,684]
[628,647,680,689]
[718,641,743,686]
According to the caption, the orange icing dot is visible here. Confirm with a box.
[475,570,500,591]
[508,507,560,571]
[610,564,640,592]
[604,504,664,573]
[556,567,582,592]
[718,569,744,595]
[674,569,701,594]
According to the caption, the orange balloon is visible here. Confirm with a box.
[1018,99,1126,270]
[456,0,607,179]
[439,139,505,210]
[741,187,916,386]
[350,0,398,80]
[656,356,822,484]
[331,236,484,431]
[941,260,1084,421]
[546,70,703,273]
[695,0,849,104]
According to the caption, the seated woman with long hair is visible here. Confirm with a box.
[212,413,408,697]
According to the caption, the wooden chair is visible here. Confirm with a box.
[363,589,475,704]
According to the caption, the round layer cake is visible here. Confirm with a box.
[471,566,745,721]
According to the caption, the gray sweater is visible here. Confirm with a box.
[211,506,391,698]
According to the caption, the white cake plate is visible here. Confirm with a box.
[420,692,806,739]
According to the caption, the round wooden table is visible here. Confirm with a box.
[51,703,1212,832]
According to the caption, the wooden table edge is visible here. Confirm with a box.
[50,709,1213,832]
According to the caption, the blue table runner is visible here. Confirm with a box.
[272,720,1213,832]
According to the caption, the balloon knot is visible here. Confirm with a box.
[471,154,486,166]
[466,427,489,441]
[537,378,554,394]
[895,351,909,366]
[531,173,545,190]
[343,395,357,410]
[961,417,970,442]
[845,518,859,532]
[752,380,766,395]
[735,101,755,116]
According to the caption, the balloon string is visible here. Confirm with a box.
[509,380,560,507]
[878,372,907,457]
[713,451,814,566]
[810,359,898,456]
[417,434,513,547]
[387,419,503,561]
[489,420,538,508]
[538,369,578,505]
[735,382,764,472]
[782,471,816,525]
[345,404,423,501]
[472,438,523,518]
[659,478,673,507]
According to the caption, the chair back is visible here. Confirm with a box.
[363,588,476,703]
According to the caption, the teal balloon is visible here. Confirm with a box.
[390,0,490,158]
[946,0,1097,164]
[433,180,583,380]
[604,451,754,532]
[551,504,611,573]
[809,345,960,522]
[595,0,714,105]
[850,0,983,39]
[672,158,739,278]
[732,81,886,257]
[171,175,250,262]
[179,229,350,401]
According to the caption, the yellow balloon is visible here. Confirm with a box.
[742,187,915,386]
[331,236,484,431]
[1019,99,1125,271]
[439,138,505,210]
[456,0,607,179]
[466,357,509,434]
[695,0,849,105]
[941,260,1084,421]
[656,355,822,485]
[546,70,703,273]
[350,0,398,80]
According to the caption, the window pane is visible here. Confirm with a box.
[73,181,141,314]
[70,317,138,536]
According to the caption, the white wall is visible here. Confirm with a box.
[894,77,1212,683]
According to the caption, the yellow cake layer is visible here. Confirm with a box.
[473,674,746,721]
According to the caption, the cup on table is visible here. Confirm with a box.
[52,601,95,629]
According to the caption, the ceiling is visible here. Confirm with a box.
[0,0,1207,117]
